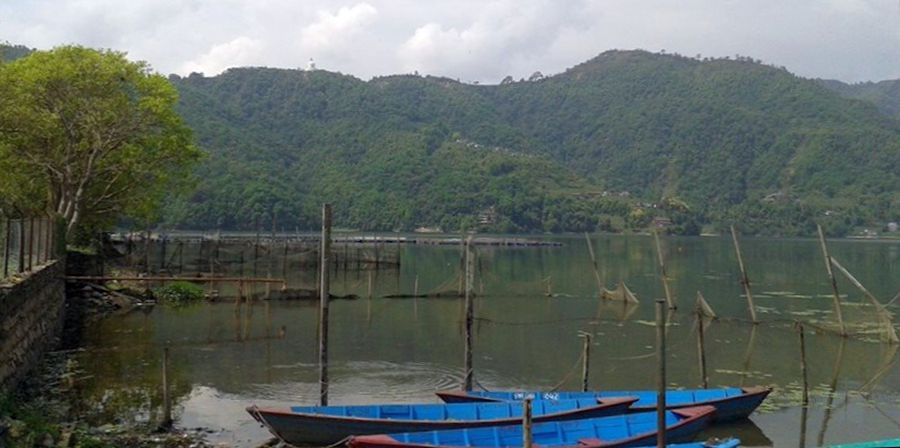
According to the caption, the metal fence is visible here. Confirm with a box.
[1,215,60,281]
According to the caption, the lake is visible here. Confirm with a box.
[71,234,900,447]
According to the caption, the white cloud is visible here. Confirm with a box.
[181,36,264,75]
[300,3,378,52]
[1,0,900,82]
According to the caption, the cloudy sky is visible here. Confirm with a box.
[2,0,899,83]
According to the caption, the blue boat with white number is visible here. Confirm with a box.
[347,405,728,448]
[247,396,637,445]
[437,386,770,422]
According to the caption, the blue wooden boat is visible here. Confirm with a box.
[247,397,637,445]
[347,405,720,448]
[829,440,900,448]
[436,387,771,422]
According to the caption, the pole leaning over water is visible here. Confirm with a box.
[653,231,675,310]
[730,225,758,324]
[817,225,846,336]
[655,299,667,448]
[583,233,604,297]
[318,204,332,406]
[829,257,899,344]
[463,236,475,391]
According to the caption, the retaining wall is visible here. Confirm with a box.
[0,260,66,394]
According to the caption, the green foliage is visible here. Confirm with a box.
[163,51,898,236]
[0,46,202,239]
[153,281,204,304]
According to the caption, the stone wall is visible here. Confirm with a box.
[0,260,66,394]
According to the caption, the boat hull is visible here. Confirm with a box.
[348,405,716,448]
[248,397,636,445]
[437,386,771,422]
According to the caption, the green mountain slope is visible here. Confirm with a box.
[820,78,900,118]
[167,51,899,235]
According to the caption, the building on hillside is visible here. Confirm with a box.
[478,206,497,226]
[652,217,673,229]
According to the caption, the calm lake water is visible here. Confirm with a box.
[70,234,900,447]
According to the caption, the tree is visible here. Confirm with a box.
[0,46,201,238]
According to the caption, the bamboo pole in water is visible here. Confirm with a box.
[580,332,592,392]
[161,347,172,429]
[583,233,604,297]
[817,225,847,336]
[522,398,533,448]
[653,231,675,309]
[730,226,758,324]
[318,204,332,406]
[464,236,475,391]
[829,257,899,344]
[655,299,667,448]
[458,235,465,296]
[695,297,709,389]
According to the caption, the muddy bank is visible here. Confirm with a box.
[1,251,275,448]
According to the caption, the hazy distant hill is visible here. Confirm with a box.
[168,50,899,235]
[820,78,900,118]
[0,43,32,62]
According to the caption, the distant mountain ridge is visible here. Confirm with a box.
[819,78,900,118]
[3,43,898,235]
[168,50,899,235]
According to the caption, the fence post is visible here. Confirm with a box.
[42,215,50,263]
[17,218,25,273]
[27,217,35,271]
[3,217,10,278]
[54,216,66,259]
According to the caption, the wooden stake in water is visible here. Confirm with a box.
[730,225,758,324]
[522,398,533,448]
[655,299,667,448]
[797,323,809,406]
[463,236,475,391]
[580,332,592,392]
[318,204,332,406]
[161,347,172,429]
[653,231,675,310]
[695,298,709,389]
[817,225,846,336]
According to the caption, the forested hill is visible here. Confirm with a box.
[0,43,32,62]
[820,78,900,118]
[168,50,899,236]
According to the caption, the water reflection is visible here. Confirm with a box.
[73,235,900,447]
